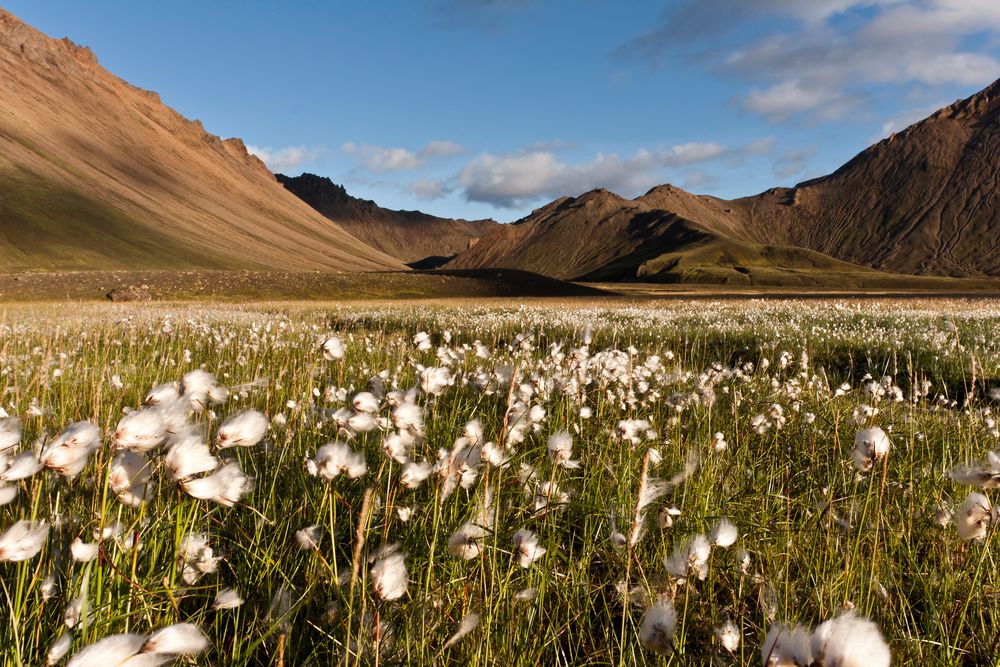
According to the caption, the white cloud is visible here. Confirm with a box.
[343,140,465,172]
[661,142,726,166]
[246,145,322,173]
[458,149,660,208]
[407,179,453,201]
[454,136,774,207]
[620,0,1000,123]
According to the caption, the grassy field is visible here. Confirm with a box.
[2,299,1000,665]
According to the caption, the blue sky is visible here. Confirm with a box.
[4,0,1000,221]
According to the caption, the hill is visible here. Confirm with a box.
[277,173,497,268]
[449,79,1000,284]
[0,9,402,273]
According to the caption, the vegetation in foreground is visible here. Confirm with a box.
[2,300,1000,665]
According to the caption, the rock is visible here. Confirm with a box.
[107,285,150,302]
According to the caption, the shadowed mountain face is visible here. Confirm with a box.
[0,9,402,272]
[449,79,1000,283]
[277,173,497,267]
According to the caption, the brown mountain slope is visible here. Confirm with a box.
[732,79,1000,276]
[0,9,402,272]
[277,173,497,267]
[449,78,1000,282]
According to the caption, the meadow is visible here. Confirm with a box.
[2,298,999,666]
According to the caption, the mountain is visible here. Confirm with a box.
[0,9,402,272]
[277,173,497,268]
[449,78,1000,283]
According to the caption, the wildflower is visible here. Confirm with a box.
[851,427,890,471]
[709,517,738,548]
[216,410,269,449]
[956,491,993,541]
[512,529,546,568]
[295,525,323,550]
[716,620,740,652]
[514,587,537,601]
[41,421,101,479]
[0,484,16,505]
[712,432,727,452]
[443,612,480,649]
[0,520,49,561]
[370,548,408,601]
[396,506,413,522]
[181,461,252,506]
[810,612,890,667]
[213,588,244,610]
[144,382,180,406]
[639,600,676,655]
[307,441,368,480]
[322,336,345,360]
[658,505,681,529]
[534,480,569,515]
[547,431,580,469]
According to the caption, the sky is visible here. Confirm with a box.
[3,0,1000,222]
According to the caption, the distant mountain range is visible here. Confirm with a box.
[276,173,496,268]
[4,6,1000,287]
[448,80,1000,284]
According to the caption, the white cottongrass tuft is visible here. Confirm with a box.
[370,546,408,601]
[664,533,712,580]
[70,538,99,563]
[956,491,994,541]
[950,451,1000,488]
[351,391,380,413]
[179,533,222,585]
[66,634,146,667]
[213,587,245,610]
[0,520,49,562]
[322,336,345,360]
[165,427,219,481]
[108,450,153,507]
[142,623,209,656]
[180,369,229,412]
[851,427,891,471]
[216,410,269,449]
[762,622,813,666]
[512,529,547,568]
[400,460,433,489]
[295,525,323,551]
[810,612,890,667]
[709,517,739,548]
[307,441,368,480]
[40,421,101,479]
[716,619,740,652]
[181,461,252,506]
[639,600,676,655]
[0,450,42,482]
[47,632,72,665]
[547,430,580,469]
[443,611,480,649]
[0,417,21,452]
[111,408,168,452]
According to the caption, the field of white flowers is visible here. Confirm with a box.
[2,299,1000,665]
